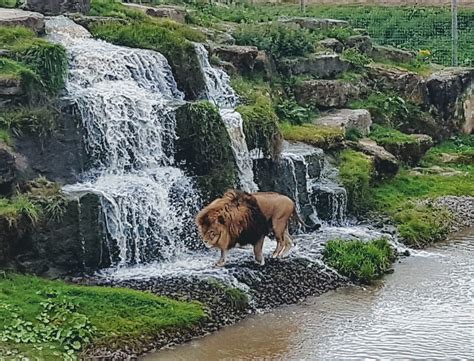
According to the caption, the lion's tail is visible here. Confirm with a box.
[291,208,321,233]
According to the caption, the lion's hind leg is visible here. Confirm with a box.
[277,229,293,258]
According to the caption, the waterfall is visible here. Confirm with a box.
[194,43,258,193]
[46,17,200,266]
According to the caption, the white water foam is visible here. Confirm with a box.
[47,17,200,266]
[194,43,258,192]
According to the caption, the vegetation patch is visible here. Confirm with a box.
[175,101,238,201]
[0,106,59,138]
[280,123,344,149]
[89,0,146,20]
[323,238,394,284]
[0,26,67,98]
[0,273,204,359]
[369,124,418,145]
[341,48,372,70]
[339,150,374,215]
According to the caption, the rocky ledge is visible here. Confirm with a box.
[74,258,346,358]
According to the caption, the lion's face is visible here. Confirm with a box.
[201,219,229,249]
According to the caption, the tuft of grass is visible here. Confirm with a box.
[369,124,418,145]
[0,129,11,145]
[89,0,145,20]
[0,273,204,359]
[224,288,249,310]
[339,150,374,215]
[279,123,344,149]
[323,238,394,284]
[0,106,59,138]
[0,194,39,227]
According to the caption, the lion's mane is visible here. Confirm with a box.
[196,190,269,247]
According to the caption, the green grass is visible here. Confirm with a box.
[323,238,394,284]
[0,106,58,138]
[89,0,146,19]
[279,123,344,149]
[369,124,418,145]
[0,274,204,359]
[0,194,39,226]
[0,129,11,145]
[339,150,374,215]
[0,27,67,97]
[0,0,17,8]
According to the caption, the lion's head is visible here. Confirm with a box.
[195,190,267,251]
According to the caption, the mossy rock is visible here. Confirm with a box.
[279,123,344,150]
[175,101,238,201]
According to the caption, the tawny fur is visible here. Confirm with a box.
[195,190,298,266]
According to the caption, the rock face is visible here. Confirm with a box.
[0,144,16,195]
[381,134,433,166]
[277,54,350,79]
[7,192,109,276]
[123,3,188,23]
[318,38,343,53]
[13,102,87,184]
[0,8,45,34]
[371,45,415,63]
[253,50,276,79]
[24,0,90,15]
[278,16,349,30]
[367,64,428,105]
[212,45,259,74]
[293,79,367,108]
[315,109,372,136]
[0,77,24,106]
[345,35,373,55]
[427,68,474,138]
[348,139,399,179]
[463,87,474,134]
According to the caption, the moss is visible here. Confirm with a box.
[0,0,17,7]
[323,238,394,284]
[175,101,238,200]
[90,21,206,98]
[0,273,204,359]
[369,124,418,145]
[339,150,374,215]
[89,0,146,19]
[279,123,344,149]
[0,57,42,98]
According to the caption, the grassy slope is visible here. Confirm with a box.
[0,274,204,359]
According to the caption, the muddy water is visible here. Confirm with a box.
[146,229,474,360]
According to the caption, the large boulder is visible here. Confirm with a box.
[0,8,45,34]
[378,134,433,166]
[253,50,276,80]
[366,64,428,106]
[318,38,343,54]
[293,79,368,108]
[212,45,259,74]
[426,68,474,138]
[277,54,350,79]
[123,3,188,23]
[371,45,416,64]
[24,0,90,15]
[345,35,373,56]
[315,109,372,136]
[277,16,349,30]
[347,139,399,179]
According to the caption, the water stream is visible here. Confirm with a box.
[145,228,474,360]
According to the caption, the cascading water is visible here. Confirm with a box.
[194,43,258,192]
[46,17,200,266]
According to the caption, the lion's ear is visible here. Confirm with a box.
[217,215,226,225]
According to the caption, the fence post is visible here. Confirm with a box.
[451,0,458,66]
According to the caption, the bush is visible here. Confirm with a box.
[323,238,394,284]
[339,150,374,215]
[341,48,372,70]
[275,98,313,126]
[234,23,316,57]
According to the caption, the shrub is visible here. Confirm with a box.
[234,23,316,57]
[275,98,313,126]
[323,238,394,284]
[339,150,374,215]
[369,124,417,146]
[341,48,372,69]
[89,0,145,19]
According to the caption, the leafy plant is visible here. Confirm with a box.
[323,238,394,284]
[341,48,372,69]
[275,98,313,125]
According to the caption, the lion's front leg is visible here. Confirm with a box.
[215,249,228,267]
[253,236,265,266]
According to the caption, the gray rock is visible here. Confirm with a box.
[123,3,188,23]
[253,50,276,80]
[315,109,372,136]
[277,54,350,79]
[67,14,128,32]
[345,35,373,55]
[318,38,343,53]
[278,16,349,30]
[294,79,368,108]
[371,45,416,63]
[24,0,90,15]
[426,68,474,139]
[380,134,433,166]
[310,183,347,224]
[0,8,45,34]
[367,64,428,106]
[0,76,23,102]
[212,45,258,74]
[348,139,399,179]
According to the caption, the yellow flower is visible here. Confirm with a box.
[419,49,431,57]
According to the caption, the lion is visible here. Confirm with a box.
[195,190,316,267]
